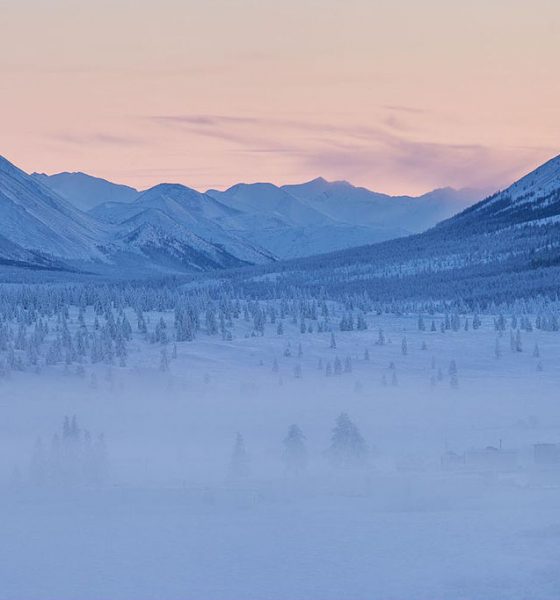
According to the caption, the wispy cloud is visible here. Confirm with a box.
[148,112,552,192]
[383,105,429,115]
[49,132,145,147]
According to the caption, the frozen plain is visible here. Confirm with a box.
[1,311,560,600]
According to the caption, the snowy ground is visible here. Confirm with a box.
[1,312,560,599]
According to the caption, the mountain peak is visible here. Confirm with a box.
[146,183,192,194]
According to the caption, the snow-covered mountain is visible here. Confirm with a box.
[0,153,498,273]
[92,183,274,266]
[32,171,140,212]
[206,180,483,258]
[0,156,111,262]
[282,178,485,232]
[235,154,560,303]
[0,157,273,273]
[447,154,560,232]
[208,182,333,228]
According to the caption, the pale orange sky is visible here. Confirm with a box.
[1,0,558,194]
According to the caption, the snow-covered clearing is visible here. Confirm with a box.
[1,309,560,599]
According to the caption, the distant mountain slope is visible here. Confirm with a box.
[0,157,273,274]
[0,154,498,276]
[207,180,484,258]
[92,183,275,266]
[228,154,560,304]
[32,171,140,212]
[0,232,63,270]
[282,178,485,232]
[208,182,333,227]
[0,156,111,261]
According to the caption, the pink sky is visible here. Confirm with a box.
[1,0,558,195]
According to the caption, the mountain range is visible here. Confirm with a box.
[2,153,558,286]
[0,156,486,274]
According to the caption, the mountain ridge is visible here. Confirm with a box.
[224,154,560,303]
[4,153,556,281]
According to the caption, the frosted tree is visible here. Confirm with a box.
[326,413,368,468]
[515,329,523,352]
[283,425,307,474]
[160,347,169,372]
[229,433,249,479]
[495,337,502,359]
[356,313,367,330]
[449,360,458,388]
[334,356,342,375]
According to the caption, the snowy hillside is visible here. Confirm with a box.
[207,179,484,258]
[32,171,140,212]
[94,183,275,266]
[0,158,273,273]
[0,156,111,261]
[208,182,334,227]
[223,154,560,304]
[3,153,557,279]
[282,178,485,232]
[452,154,560,229]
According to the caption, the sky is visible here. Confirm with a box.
[0,0,559,195]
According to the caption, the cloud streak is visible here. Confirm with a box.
[148,112,552,193]
[50,132,145,147]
